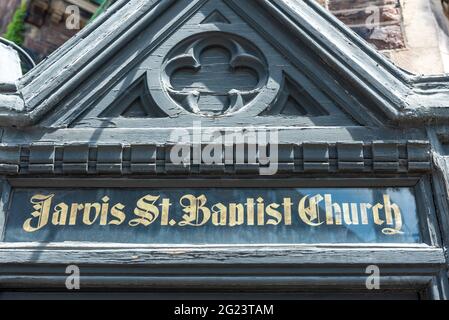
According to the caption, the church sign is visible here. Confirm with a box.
[4,187,421,244]
[1,0,448,299]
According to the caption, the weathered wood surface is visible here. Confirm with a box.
[0,141,432,175]
[1,0,449,126]
[0,244,444,265]
[0,244,444,292]
[0,127,429,144]
[0,0,448,298]
[6,177,421,188]
[0,275,436,290]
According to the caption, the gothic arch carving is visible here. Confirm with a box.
[64,0,370,127]
[161,33,268,116]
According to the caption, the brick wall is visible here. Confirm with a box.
[0,0,22,35]
[23,18,78,61]
[323,0,405,50]
[0,0,421,62]
[22,0,92,61]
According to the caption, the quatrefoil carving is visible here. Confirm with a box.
[162,34,268,116]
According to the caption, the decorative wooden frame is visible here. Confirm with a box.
[1,0,449,299]
[0,176,447,298]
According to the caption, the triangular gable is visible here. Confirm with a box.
[0,0,448,128]
[69,0,362,128]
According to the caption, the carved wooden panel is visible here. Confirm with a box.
[163,33,267,116]
[45,0,382,128]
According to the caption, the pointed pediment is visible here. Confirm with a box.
[200,10,230,24]
[10,0,441,129]
[119,99,148,118]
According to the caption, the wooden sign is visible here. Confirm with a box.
[4,187,421,244]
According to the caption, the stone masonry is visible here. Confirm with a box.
[324,0,405,50]
[1,0,448,74]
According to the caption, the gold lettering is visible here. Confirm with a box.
[21,190,407,237]
[282,198,292,226]
[212,203,227,226]
[83,202,101,225]
[178,194,211,226]
[342,203,352,225]
[257,197,264,226]
[23,194,54,232]
[129,195,160,227]
[51,202,68,226]
[100,196,110,226]
[360,203,372,225]
[298,194,324,226]
[246,198,255,226]
[382,195,403,235]
[372,203,384,226]
[351,203,359,225]
[325,194,342,225]
[160,198,172,226]
[109,203,126,225]
[229,203,244,227]
[69,203,84,225]
[266,203,282,225]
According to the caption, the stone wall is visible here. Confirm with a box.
[322,0,448,74]
[21,0,92,61]
[23,16,79,60]
[0,0,447,74]
[0,0,21,35]
[0,0,94,61]
[4,0,404,59]
[323,0,405,50]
